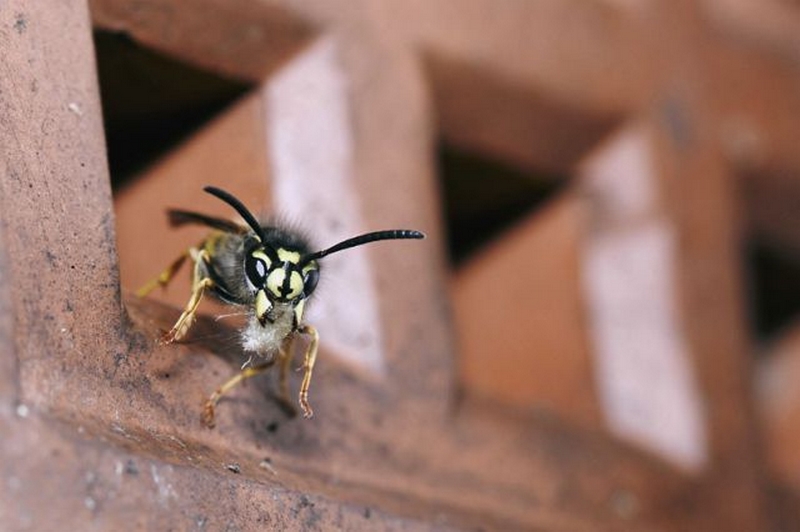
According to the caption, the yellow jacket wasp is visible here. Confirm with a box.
[138,186,424,427]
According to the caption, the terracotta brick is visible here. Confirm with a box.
[424,53,622,173]
[115,91,273,308]
[757,324,800,489]
[453,193,602,428]
[90,0,316,82]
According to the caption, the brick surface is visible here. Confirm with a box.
[758,324,800,489]
[453,194,602,428]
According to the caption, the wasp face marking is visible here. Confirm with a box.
[255,289,272,325]
[247,246,320,325]
[277,248,301,263]
[264,262,302,301]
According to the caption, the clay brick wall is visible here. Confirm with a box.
[3,0,800,530]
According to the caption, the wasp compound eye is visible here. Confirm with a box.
[245,252,270,289]
[303,268,320,298]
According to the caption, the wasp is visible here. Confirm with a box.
[138,186,424,427]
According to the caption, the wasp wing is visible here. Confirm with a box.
[167,209,248,234]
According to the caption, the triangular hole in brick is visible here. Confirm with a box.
[94,31,251,188]
[438,144,567,266]
[746,243,800,342]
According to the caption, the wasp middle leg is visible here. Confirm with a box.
[162,248,214,344]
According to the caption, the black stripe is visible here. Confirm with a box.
[280,264,292,298]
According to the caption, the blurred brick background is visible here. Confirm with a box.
[4,0,800,530]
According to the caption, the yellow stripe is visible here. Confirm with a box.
[277,248,301,263]
[255,290,271,319]
[267,269,285,298]
[288,271,303,299]
[251,249,272,269]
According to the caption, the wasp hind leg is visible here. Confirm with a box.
[136,249,191,298]
[296,324,320,419]
[162,248,214,344]
[202,360,277,428]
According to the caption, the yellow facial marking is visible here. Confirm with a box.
[251,249,272,269]
[277,248,301,264]
[255,290,271,320]
[288,271,303,299]
[266,269,286,298]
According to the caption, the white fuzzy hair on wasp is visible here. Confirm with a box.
[137,185,424,428]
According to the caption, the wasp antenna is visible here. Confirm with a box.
[203,186,268,243]
[301,229,424,265]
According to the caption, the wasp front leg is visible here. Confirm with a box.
[296,324,319,418]
[162,248,214,344]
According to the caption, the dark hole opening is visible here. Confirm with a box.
[93,30,251,189]
[437,144,566,266]
[745,242,800,342]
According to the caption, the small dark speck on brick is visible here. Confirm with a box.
[226,463,241,474]
[299,494,313,508]
[124,459,138,475]
[14,13,27,34]
[266,421,279,433]
[364,507,371,519]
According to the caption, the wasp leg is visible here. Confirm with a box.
[202,360,276,428]
[276,336,297,417]
[136,250,191,298]
[296,324,319,419]
[162,248,213,344]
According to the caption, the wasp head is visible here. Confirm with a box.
[244,242,319,327]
